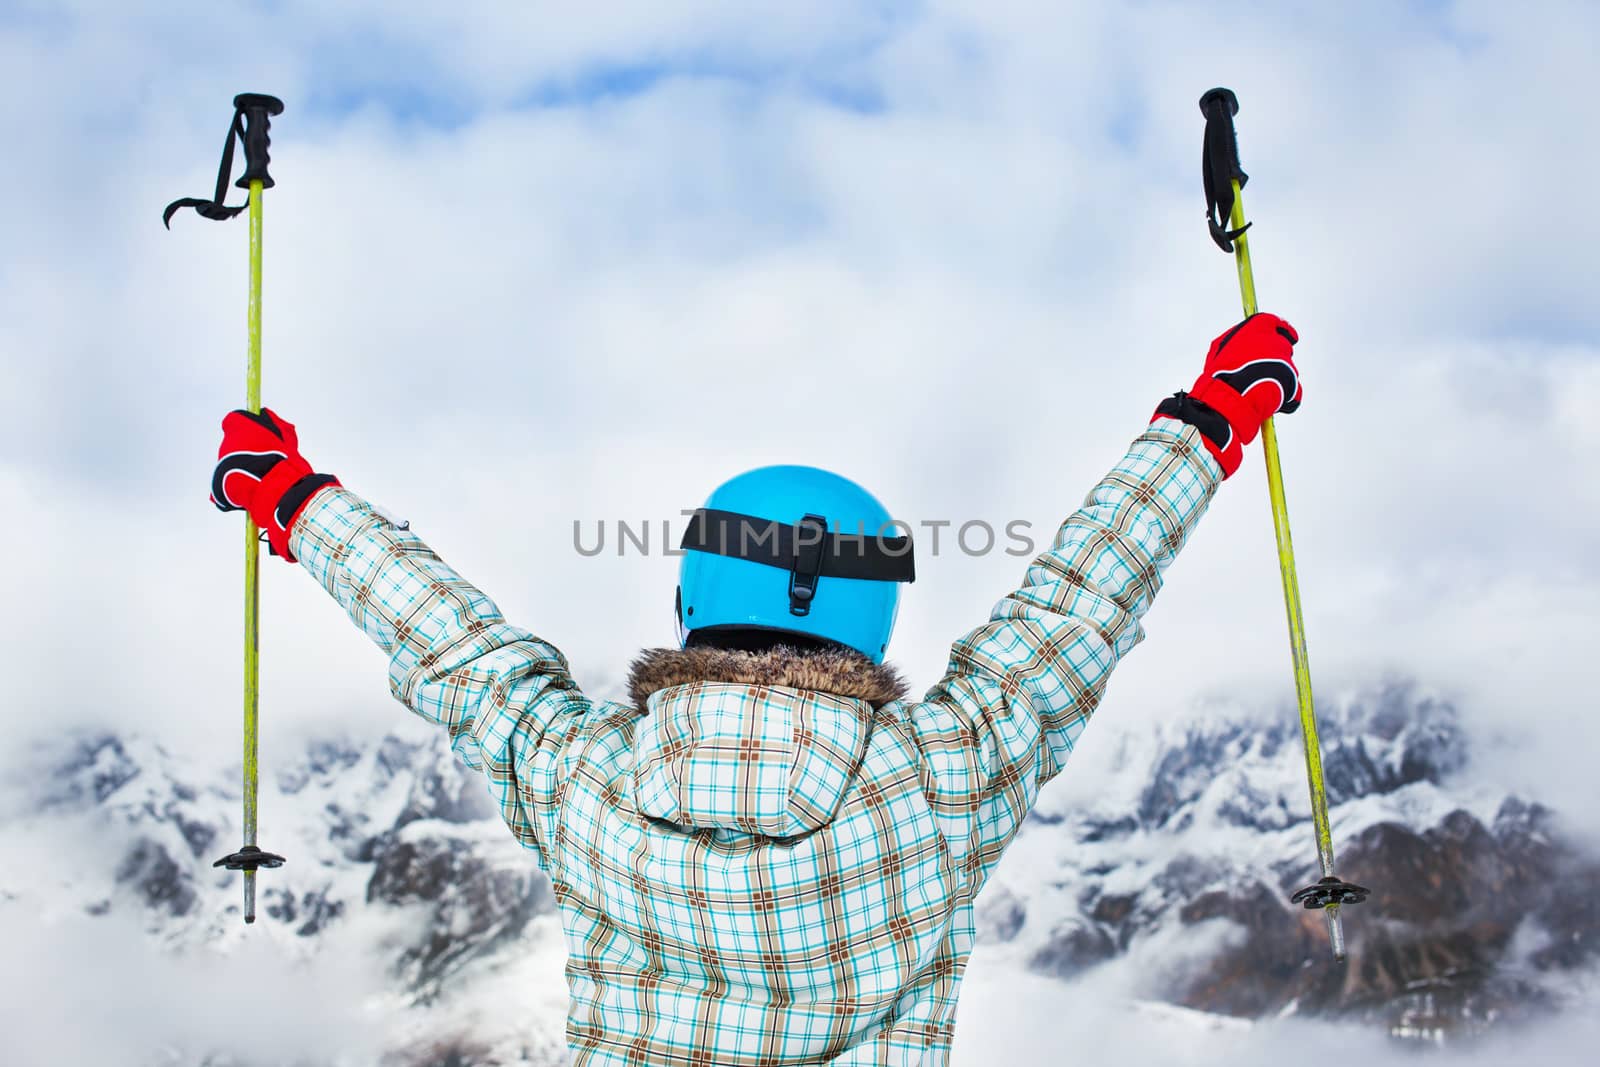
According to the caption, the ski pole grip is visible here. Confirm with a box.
[1199,87,1250,251]
[1199,87,1242,169]
[233,93,284,190]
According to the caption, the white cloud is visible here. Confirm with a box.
[0,903,384,1066]
[954,956,1600,1066]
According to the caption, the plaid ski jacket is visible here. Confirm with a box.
[291,420,1221,1066]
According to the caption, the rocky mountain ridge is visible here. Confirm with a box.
[982,683,1599,1042]
[3,681,1595,1064]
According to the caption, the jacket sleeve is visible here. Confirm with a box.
[903,419,1221,887]
[289,486,590,870]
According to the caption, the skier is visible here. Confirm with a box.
[209,313,1303,1065]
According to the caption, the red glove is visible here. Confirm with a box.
[211,408,339,562]
[1154,313,1303,477]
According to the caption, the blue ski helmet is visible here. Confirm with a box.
[677,465,914,662]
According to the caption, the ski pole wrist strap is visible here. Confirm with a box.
[1201,87,1250,253]
[163,93,284,228]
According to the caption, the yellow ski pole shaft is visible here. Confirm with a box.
[242,177,265,922]
[166,92,288,923]
[1199,88,1367,960]
[1225,184,1345,953]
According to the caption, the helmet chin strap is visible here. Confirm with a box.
[674,586,690,648]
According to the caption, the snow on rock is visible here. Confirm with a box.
[0,725,564,1065]
[2,678,1595,1064]
[985,680,1600,1043]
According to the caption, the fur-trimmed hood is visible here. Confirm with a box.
[626,644,908,711]
[626,644,908,838]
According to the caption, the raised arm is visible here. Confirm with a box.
[901,314,1304,886]
[209,410,590,869]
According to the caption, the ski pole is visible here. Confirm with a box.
[1198,88,1367,961]
[165,93,289,924]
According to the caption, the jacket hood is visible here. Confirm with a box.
[626,645,907,838]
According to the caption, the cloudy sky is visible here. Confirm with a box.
[2,0,1598,1061]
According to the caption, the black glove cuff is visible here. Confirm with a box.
[274,472,339,530]
[1156,391,1231,453]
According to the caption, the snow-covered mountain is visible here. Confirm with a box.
[3,728,571,1065]
[980,682,1599,1042]
[3,681,1595,1065]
